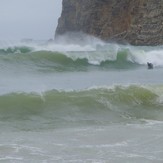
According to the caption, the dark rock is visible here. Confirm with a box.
[55,0,163,46]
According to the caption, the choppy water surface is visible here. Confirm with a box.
[0,39,163,162]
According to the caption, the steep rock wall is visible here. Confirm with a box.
[55,0,163,45]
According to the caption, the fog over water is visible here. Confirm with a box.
[1,1,163,162]
[0,0,62,40]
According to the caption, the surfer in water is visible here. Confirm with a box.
[147,62,153,69]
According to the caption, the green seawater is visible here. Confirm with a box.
[0,41,163,162]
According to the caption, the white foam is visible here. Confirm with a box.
[127,47,163,66]
[3,39,163,67]
[28,42,163,67]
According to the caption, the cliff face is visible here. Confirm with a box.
[55,0,163,45]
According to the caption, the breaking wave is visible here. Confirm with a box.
[0,41,163,72]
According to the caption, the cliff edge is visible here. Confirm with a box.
[55,0,163,46]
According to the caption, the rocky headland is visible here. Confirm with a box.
[55,0,163,46]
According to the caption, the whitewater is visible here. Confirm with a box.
[0,38,163,162]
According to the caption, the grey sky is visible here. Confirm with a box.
[0,0,62,40]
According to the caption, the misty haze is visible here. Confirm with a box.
[0,1,163,162]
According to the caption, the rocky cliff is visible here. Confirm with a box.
[55,0,163,46]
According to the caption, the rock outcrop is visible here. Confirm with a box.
[55,0,163,46]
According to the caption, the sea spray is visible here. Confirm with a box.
[1,40,163,68]
[0,39,163,162]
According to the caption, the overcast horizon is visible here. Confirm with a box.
[0,0,62,40]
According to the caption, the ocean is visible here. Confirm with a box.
[0,38,163,162]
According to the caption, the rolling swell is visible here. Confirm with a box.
[0,85,163,124]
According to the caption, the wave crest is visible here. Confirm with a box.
[1,42,163,71]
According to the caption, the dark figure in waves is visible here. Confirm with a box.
[147,62,153,69]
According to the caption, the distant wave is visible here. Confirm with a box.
[0,42,163,72]
[0,50,138,72]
